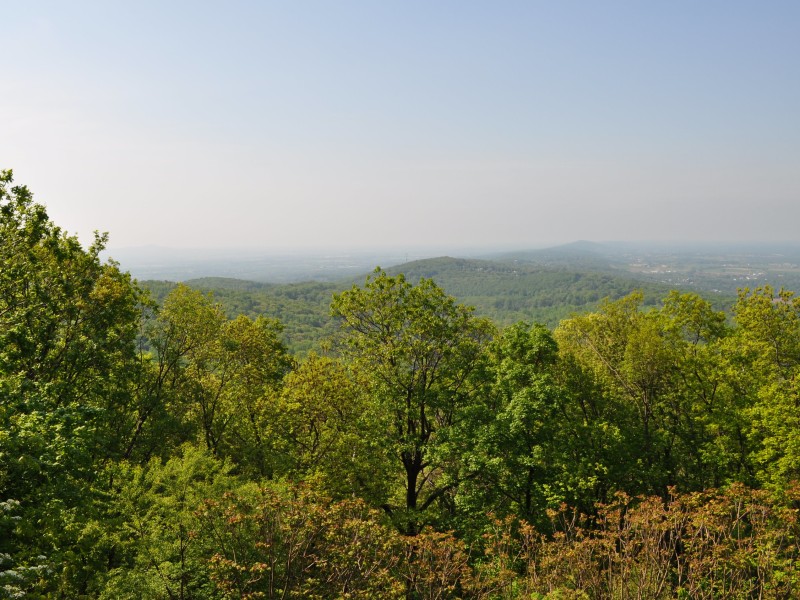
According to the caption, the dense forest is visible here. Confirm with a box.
[141,259,724,356]
[3,170,800,599]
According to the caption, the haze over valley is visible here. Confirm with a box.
[109,239,800,293]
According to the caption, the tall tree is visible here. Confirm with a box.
[270,353,392,500]
[455,322,568,530]
[331,269,494,534]
[555,292,737,497]
[733,286,800,486]
[142,285,292,474]
[0,169,145,595]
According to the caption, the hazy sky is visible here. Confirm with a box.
[2,1,798,250]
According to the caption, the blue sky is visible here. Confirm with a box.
[2,1,798,249]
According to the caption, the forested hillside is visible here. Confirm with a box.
[141,257,731,354]
[496,241,800,294]
[3,171,800,598]
[385,256,722,324]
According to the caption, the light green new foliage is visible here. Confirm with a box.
[734,286,800,373]
[215,313,292,478]
[733,286,800,487]
[659,291,743,487]
[454,322,567,530]
[554,292,743,497]
[0,170,146,596]
[555,293,671,495]
[101,445,247,600]
[331,268,495,534]
[143,285,292,474]
[270,353,392,502]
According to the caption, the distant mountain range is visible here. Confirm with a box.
[119,241,800,293]
[135,241,800,352]
[492,241,800,294]
[140,249,764,353]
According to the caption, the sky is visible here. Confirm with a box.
[2,1,799,250]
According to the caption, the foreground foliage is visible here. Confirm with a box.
[3,170,800,598]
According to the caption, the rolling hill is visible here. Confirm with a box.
[141,256,732,354]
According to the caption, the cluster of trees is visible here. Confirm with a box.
[2,170,800,598]
[144,278,341,355]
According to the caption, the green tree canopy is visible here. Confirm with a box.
[0,169,147,595]
[331,269,495,534]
